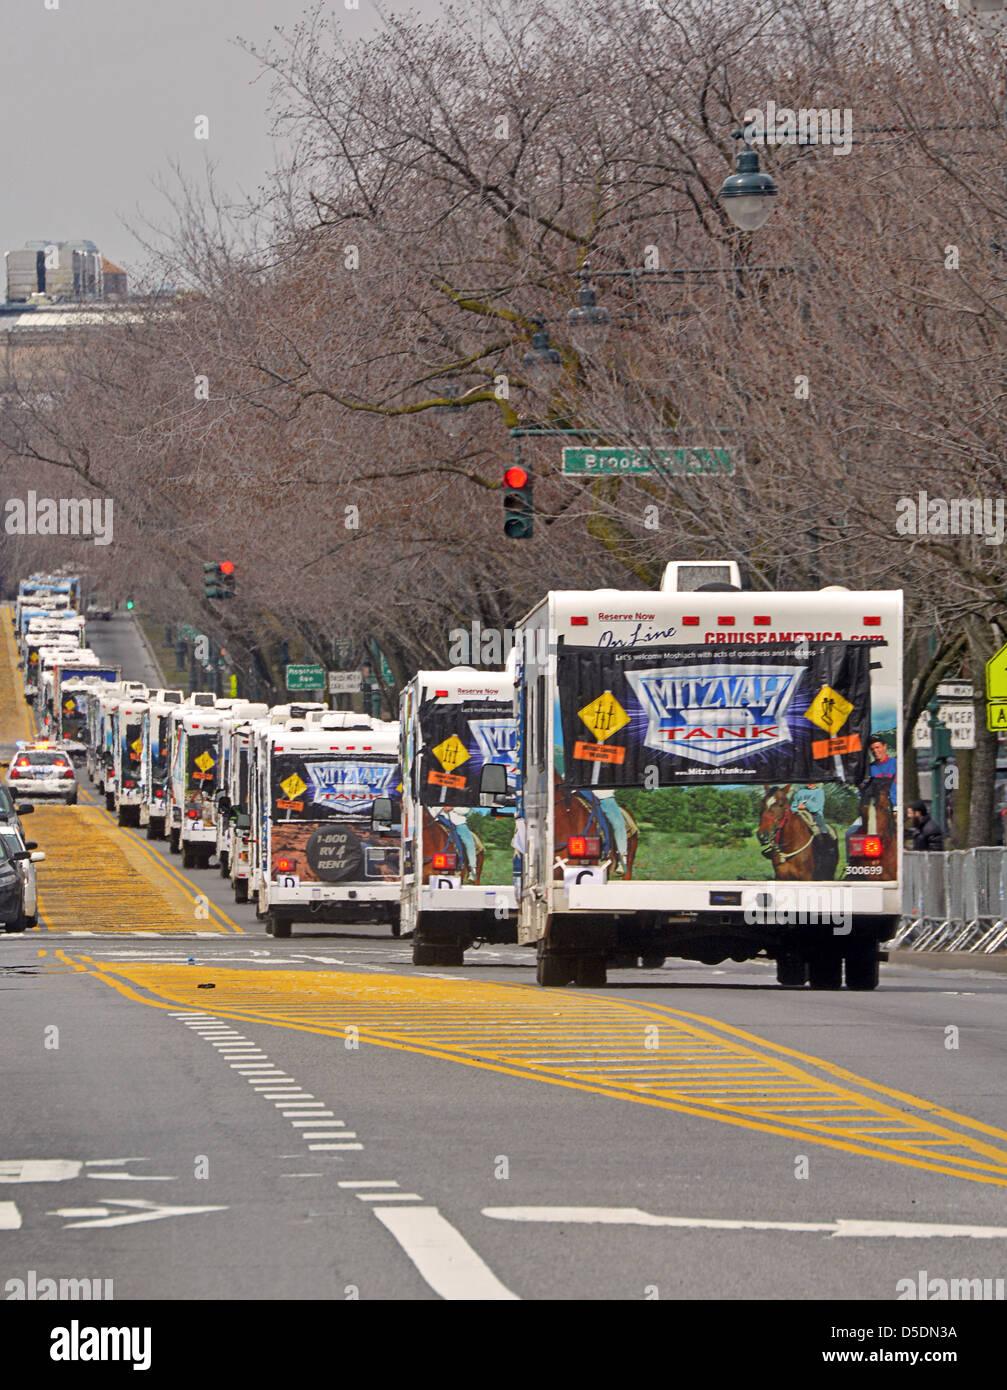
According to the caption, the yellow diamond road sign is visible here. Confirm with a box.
[280,773,308,801]
[986,643,1007,700]
[131,738,143,758]
[194,752,215,773]
[805,685,853,735]
[578,691,630,742]
[432,735,469,771]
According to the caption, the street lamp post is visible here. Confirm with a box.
[718,130,779,231]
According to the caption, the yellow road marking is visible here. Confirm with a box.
[110,825,244,934]
[65,958,1007,1188]
[0,605,34,743]
[32,806,231,934]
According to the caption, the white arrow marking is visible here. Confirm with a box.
[0,1160,83,1183]
[86,1173,176,1182]
[481,1208,1007,1240]
[48,1199,227,1229]
[0,1201,22,1229]
[374,1206,518,1300]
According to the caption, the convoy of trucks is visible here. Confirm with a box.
[9,563,904,989]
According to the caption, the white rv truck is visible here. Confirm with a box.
[139,698,183,838]
[399,668,519,965]
[250,720,402,938]
[514,562,902,989]
[167,707,226,867]
[111,698,149,825]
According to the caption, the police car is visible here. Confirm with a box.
[6,742,79,805]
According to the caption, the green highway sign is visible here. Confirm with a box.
[561,446,737,477]
[286,663,325,691]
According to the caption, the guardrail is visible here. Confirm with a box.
[894,849,1007,952]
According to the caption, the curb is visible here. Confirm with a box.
[889,948,1007,975]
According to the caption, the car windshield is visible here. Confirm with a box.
[0,828,24,854]
[0,785,13,814]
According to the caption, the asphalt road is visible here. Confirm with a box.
[2,613,1006,1305]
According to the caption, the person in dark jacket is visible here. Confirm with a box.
[907,801,943,851]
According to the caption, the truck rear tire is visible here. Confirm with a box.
[181,843,195,869]
[169,827,180,854]
[844,942,880,991]
[267,912,291,939]
[219,852,230,878]
[536,950,575,988]
[776,955,808,988]
[234,879,249,904]
[412,937,464,966]
[574,955,607,988]
[105,791,115,812]
[808,950,843,990]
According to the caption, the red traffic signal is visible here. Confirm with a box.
[219,561,235,576]
[502,464,533,539]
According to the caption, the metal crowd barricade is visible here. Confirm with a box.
[897,849,1007,953]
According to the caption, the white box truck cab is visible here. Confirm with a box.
[138,698,182,838]
[111,698,149,826]
[167,708,226,867]
[515,562,902,990]
[251,720,402,939]
[400,667,519,966]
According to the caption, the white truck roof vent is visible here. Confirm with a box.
[660,561,742,592]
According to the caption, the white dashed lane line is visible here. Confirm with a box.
[168,1009,519,1299]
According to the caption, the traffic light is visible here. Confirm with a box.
[125,598,134,611]
[219,560,236,599]
[204,562,222,599]
[203,561,236,600]
[502,465,533,539]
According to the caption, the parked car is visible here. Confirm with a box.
[0,778,36,832]
[0,840,28,933]
[0,823,44,928]
[5,743,78,805]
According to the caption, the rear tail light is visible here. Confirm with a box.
[276,857,293,871]
[154,789,164,798]
[850,835,883,858]
[432,852,457,870]
[568,836,600,858]
[62,768,74,779]
[186,809,199,820]
[8,769,18,779]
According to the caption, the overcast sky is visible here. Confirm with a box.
[0,0,437,287]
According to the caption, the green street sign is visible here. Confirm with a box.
[286,663,325,691]
[561,446,737,477]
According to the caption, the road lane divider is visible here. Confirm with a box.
[66,958,1007,1190]
[32,807,232,933]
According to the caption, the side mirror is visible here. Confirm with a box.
[371,797,401,832]
[25,841,37,851]
[479,763,508,796]
[16,803,34,815]
[12,849,29,861]
[216,793,232,815]
[234,812,251,830]
[30,851,45,864]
